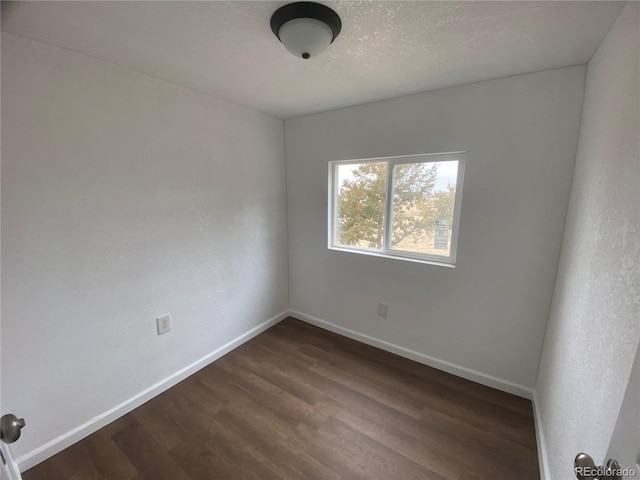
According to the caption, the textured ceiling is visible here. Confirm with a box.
[1,1,624,119]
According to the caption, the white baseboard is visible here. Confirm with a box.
[1,443,23,480]
[15,310,290,473]
[289,309,534,400]
[532,390,551,480]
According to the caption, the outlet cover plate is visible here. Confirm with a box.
[377,303,388,318]
[156,313,171,335]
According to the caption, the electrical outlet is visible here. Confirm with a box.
[377,302,388,318]
[156,313,171,335]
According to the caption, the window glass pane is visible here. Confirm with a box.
[390,161,458,257]
[336,162,387,250]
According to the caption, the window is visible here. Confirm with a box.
[329,152,465,266]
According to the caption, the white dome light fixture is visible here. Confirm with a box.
[270,2,342,60]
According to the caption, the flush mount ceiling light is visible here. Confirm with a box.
[270,2,341,60]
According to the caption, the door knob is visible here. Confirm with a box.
[0,414,26,444]
[574,453,622,480]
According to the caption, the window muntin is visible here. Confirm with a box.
[329,153,465,266]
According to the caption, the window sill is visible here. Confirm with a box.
[328,245,456,268]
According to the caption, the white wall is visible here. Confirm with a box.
[285,66,586,390]
[1,32,288,464]
[535,3,640,479]
[607,342,640,474]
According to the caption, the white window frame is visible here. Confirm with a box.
[328,152,466,267]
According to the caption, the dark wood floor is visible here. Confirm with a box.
[24,317,540,480]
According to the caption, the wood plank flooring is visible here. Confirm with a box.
[23,317,540,480]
